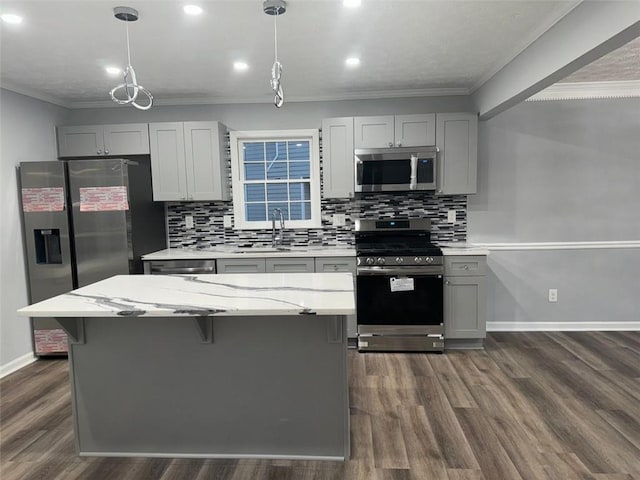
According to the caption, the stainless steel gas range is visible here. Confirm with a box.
[355,218,444,352]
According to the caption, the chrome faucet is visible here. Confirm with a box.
[271,208,285,248]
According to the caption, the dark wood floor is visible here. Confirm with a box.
[1,332,639,480]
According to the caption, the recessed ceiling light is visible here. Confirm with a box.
[234,61,249,72]
[343,0,361,8]
[345,57,360,67]
[183,5,203,16]
[1,13,23,24]
[105,66,122,76]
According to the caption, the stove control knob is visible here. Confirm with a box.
[376,257,386,265]
[395,257,404,264]
[366,257,375,265]
[425,256,434,264]
[414,257,423,264]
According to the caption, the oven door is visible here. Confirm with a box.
[356,269,443,327]
[355,148,437,192]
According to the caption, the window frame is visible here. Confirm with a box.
[230,129,321,230]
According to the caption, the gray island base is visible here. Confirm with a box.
[18,274,354,460]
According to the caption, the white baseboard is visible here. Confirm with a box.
[0,352,37,379]
[487,321,640,332]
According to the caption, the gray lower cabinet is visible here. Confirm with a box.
[217,258,266,274]
[315,257,357,338]
[265,258,315,273]
[444,256,487,345]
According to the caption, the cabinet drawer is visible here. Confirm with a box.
[266,258,314,273]
[217,258,266,273]
[444,256,486,276]
[314,257,356,273]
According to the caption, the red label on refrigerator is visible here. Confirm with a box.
[21,187,65,212]
[79,186,129,212]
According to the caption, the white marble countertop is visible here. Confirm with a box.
[142,246,356,261]
[438,243,490,256]
[17,273,355,318]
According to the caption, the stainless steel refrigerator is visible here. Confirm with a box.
[19,158,166,355]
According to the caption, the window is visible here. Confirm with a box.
[230,129,321,229]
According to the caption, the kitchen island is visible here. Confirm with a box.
[17,273,354,460]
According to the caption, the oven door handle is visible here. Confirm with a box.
[357,266,443,276]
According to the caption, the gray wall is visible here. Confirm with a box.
[0,89,70,372]
[469,98,640,327]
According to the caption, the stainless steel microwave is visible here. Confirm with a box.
[354,146,437,193]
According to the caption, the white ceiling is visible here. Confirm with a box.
[2,0,623,108]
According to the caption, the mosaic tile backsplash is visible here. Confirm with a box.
[167,192,467,249]
[166,136,467,248]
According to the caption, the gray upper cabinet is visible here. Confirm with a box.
[57,124,150,158]
[394,114,436,147]
[354,116,395,148]
[436,113,478,195]
[149,121,230,202]
[322,117,355,199]
[354,114,435,149]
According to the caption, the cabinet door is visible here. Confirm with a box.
[354,116,395,149]
[266,258,315,273]
[444,275,486,339]
[394,114,436,147]
[322,118,354,199]
[103,123,150,156]
[149,122,188,201]
[184,122,230,201]
[57,126,104,157]
[315,257,357,338]
[436,113,478,195]
[217,258,266,273]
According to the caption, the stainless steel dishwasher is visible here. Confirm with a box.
[143,259,217,275]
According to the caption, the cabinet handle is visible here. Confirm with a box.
[397,141,402,147]
[388,142,393,147]
[445,280,450,285]
[180,196,186,200]
[105,149,109,155]
[463,265,469,270]
[97,149,102,155]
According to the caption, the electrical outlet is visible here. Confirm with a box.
[333,214,346,227]
[548,289,558,303]
[223,215,233,228]
[185,215,194,229]
[447,210,457,223]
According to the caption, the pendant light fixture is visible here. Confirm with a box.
[263,0,287,108]
[109,6,153,111]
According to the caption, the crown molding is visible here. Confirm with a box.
[0,81,71,108]
[67,87,471,109]
[526,80,640,101]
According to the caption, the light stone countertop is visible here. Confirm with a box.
[17,273,356,318]
[438,243,490,256]
[142,246,356,261]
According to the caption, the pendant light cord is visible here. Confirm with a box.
[273,13,278,63]
[125,20,132,66]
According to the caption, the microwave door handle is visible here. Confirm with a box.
[410,155,418,190]
[355,158,363,186]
